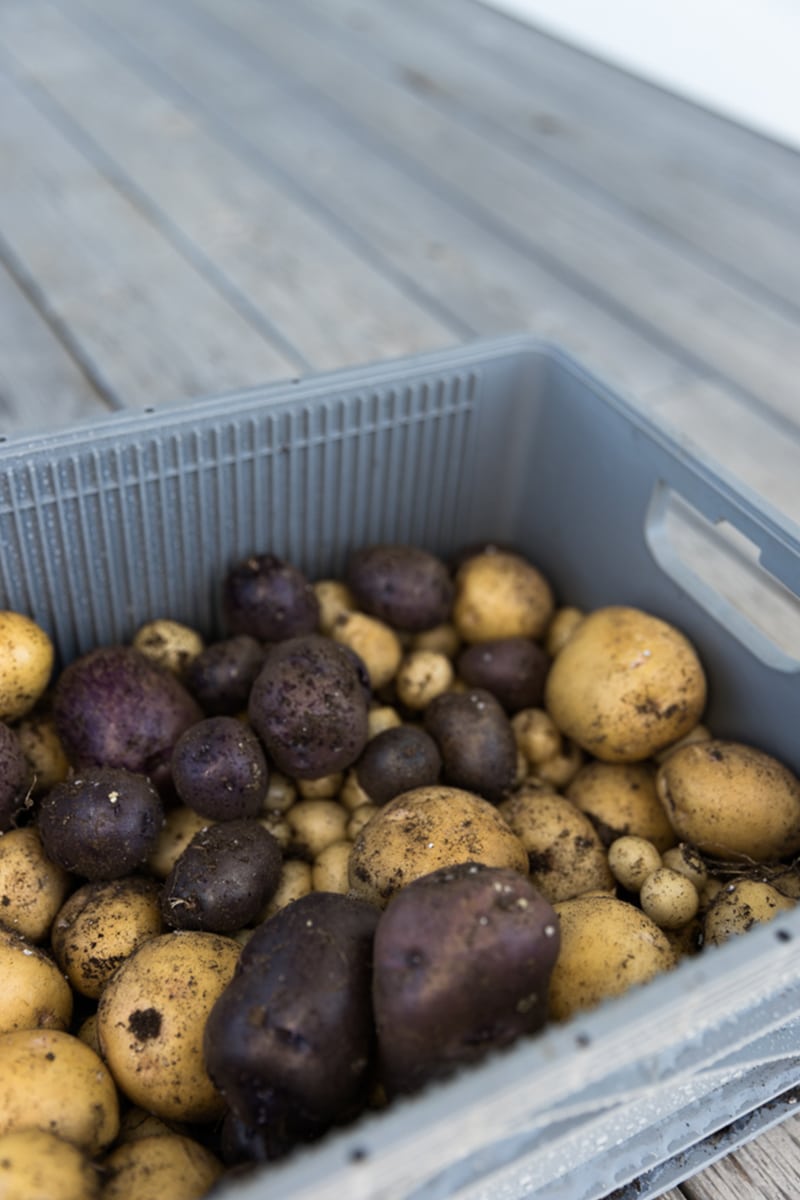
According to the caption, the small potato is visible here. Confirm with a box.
[15,709,69,795]
[456,637,550,713]
[262,769,297,813]
[703,879,796,946]
[331,611,403,690]
[410,622,461,658]
[639,868,700,930]
[452,551,555,643]
[0,721,33,831]
[0,1028,119,1153]
[258,858,313,920]
[97,931,240,1123]
[545,606,584,657]
[346,544,453,633]
[340,769,372,812]
[147,806,212,880]
[395,650,454,710]
[77,1013,102,1057]
[661,843,708,890]
[0,928,73,1033]
[545,606,707,762]
[607,836,663,893]
[0,611,54,722]
[312,839,354,893]
[424,688,517,803]
[656,740,800,862]
[356,725,442,806]
[222,553,319,642]
[0,825,71,942]
[258,811,291,852]
[183,635,266,717]
[102,1133,223,1200]
[566,761,676,852]
[348,785,529,907]
[499,790,615,903]
[346,804,379,840]
[297,771,344,800]
[285,799,349,860]
[0,1128,100,1200]
[549,895,677,1021]
[132,619,205,677]
[314,578,357,634]
[367,705,403,739]
[511,708,563,765]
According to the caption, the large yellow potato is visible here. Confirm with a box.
[0,928,73,1034]
[566,761,676,852]
[0,612,54,722]
[703,879,796,945]
[0,1128,100,1200]
[544,606,707,762]
[0,825,71,942]
[452,551,555,643]
[102,1133,223,1200]
[498,789,614,903]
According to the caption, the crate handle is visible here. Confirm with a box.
[644,483,800,672]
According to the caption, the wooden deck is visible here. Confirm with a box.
[0,0,798,1195]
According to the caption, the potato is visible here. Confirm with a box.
[171,716,269,820]
[285,799,349,859]
[297,771,344,800]
[97,931,240,1123]
[498,789,615,903]
[348,785,529,907]
[410,621,461,659]
[0,1028,119,1153]
[607,836,663,893]
[0,611,54,723]
[566,760,676,851]
[0,825,71,942]
[312,840,353,893]
[0,722,33,832]
[703,879,796,946]
[51,876,163,999]
[183,635,266,717]
[102,1134,224,1200]
[147,806,212,880]
[372,863,560,1097]
[0,1128,100,1200]
[258,858,313,920]
[452,551,554,643]
[346,544,453,633]
[14,708,69,796]
[247,634,370,779]
[132,619,205,677]
[656,740,800,862]
[0,928,72,1034]
[456,637,550,713]
[204,892,379,1142]
[330,610,403,690]
[356,725,442,806]
[222,553,319,642]
[639,868,700,930]
[314,579,357,635]
[544,606,707,762]
[424,688,518,803]
[548,895,677,1021]
[544,606,584,657]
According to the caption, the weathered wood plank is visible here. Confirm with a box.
[0,0,462,374]
[0,251,110,434]
[173,0,800,428]
[68,0,701,403]
[681,1112,800,1200]
[0,54,300,410]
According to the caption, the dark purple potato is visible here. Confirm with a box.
[356,725,441,806]
[372,862,560,1097]
[457,638,550,713]
[184,635,266,716]
[0,721,33,831]
[247,634,370,779]
[161,819,282,933]
[171,716,268,821]
[346,544,453,632]
[223,554,319,643]
[204,891,379,1139]
[37,766,163,880]
[51,646,203,793]
[424,688,517,803]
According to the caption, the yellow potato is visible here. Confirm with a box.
[15,708,70,794]
[0,825,71,942]
[566,760,676,852]
[0,928,73,1034]
[132,619,204,677]
[703,879,796,946]
[452,551,555,643]
[0,611,54,722]
[499,789,615,903]
[285,799,349,859]
[0,1128,100,1200]
[607,836,663,893]
[258,858,312,920]
[102,1133,223,1200]
[312,839,354,894]
[544,606,707,762]
[331,611,402,690]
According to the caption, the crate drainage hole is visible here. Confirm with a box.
[575,1032,591,1048]
[775,928,793,942]
[348,1146,369,1164]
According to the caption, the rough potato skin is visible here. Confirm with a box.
[372,863,560,1096]
[346,544,453,633]
[223,554,320,643]
[456,637,550,713]
[248,634,370,779]
[171,716,269,821]
[424,688,517,804]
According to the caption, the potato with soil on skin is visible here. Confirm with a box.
[545,606,707,763]
[0,610,54,723]
[0,1028,119,1152]
[183,635,266,717]
[655,739,800,862]
[0,928,73,1034]
[548,894,677,1021]
[330,610,403,690]
[147,806,213,880]
[346,544,453,633]
[566,760,676,852]
[703,879,796,946]
[424,688,518,804]
[0,1128,101,1200]
[51,645,203,793]
[452,550,555,644]
[248,633,371,780]
[204,891,380,1149]
[372,862,560,1097]
[161,819,282,933]
[0,825,71,942]
[456,637,550,714]
[51,876,163,1000]
[14,707,69,796]
[37,766,164,881]
[348,785,529,907]
[102,1133,224,1200]
[132,618,205,678]
[355,725,442,807]
[0,720,33,832]
[222,553,320,642]
[97,930,240,1124]
[171,715,269,821]
[498,788,615,903]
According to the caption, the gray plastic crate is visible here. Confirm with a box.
[1,334,798,1198]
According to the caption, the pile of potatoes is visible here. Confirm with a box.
[0,544,799,1198]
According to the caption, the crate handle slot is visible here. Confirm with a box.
[645,484,800,672]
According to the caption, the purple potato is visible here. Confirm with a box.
[355,725,441,806]
[346,544,453,632]
[0,721,33,831]
[457,637,550,713]
[424,688,517,803]
[223,554,319,643]
[37,766,163,880]
[52,646,203,793]
[171,716,268,821]
[372,862,560,1096]
[184,635,266,716]
[161,819,282,933]
[247,635,370,779]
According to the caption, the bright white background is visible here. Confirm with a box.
[482,0,800,151]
